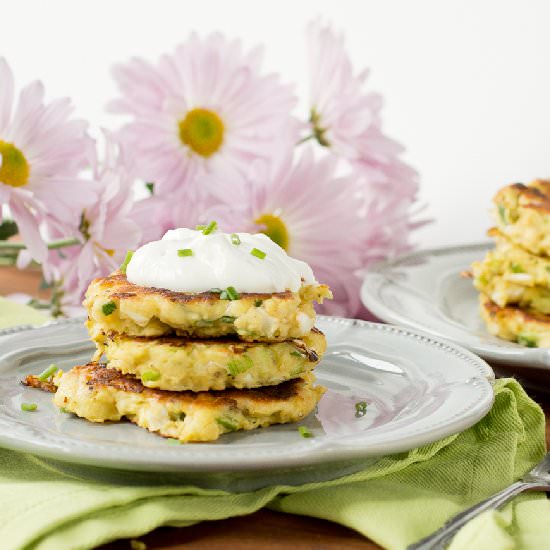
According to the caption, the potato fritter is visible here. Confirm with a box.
[38,364,325,442]
[85,272,332,353]
[103,328,326,391]
[479,293,550,347]
[492,180,550,257]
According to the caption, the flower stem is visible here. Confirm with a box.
[296,134,315,146]
[0,237,80,251]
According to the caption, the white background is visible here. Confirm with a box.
[2,0,550,248]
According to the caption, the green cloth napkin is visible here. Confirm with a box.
[0,297,48,328]
[0,300,548,550]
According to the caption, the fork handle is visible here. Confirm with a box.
[408,480,550,550]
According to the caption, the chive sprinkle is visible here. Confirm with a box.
[38,363,58,381]
[177,248,193,257]
[230,233,241,245]
[145,182,154,195]
[21,403,37,412]
[196,224,206,230]
[355,401,368,418]
[220,286,240,300]
[250,247,266,260]
[254,299,263,307]
[119,250,134,274]
[102,301,116,316]
[202,221,217,235]
[216,417,238,431]
[298,426,313,438]
[142,371,161,382]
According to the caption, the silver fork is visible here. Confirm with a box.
[408,452,550,550]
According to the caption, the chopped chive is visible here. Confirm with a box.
[510,263,525,273]
[37,363,58,381]
[497,204,507,225]
[216,417,238,432]
[145,182,154,195]
[220,286,240,300]
[59,407,70,414]
[227,355,253,376]
[230,233,241,245]
[102,301,116,316]
[298,426,313,438]
[355,401,368,418]
[177,248,193,257]
[21,403,37,412]
[290,350,305,358]
[195,224,206,230]
[209,288,222,294]
[250,247,266,260]
[202,221,217,235]
[119,250,134,274]
[219,315,236,323]
[254,299,263,307]
[517,333,538,348]
[142,370,161,382]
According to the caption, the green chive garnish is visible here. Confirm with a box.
[220,286,240,300]
[142,371,161,382]
[230,233,241,245]
[196,224,206,230]
[216,417,238,431]
[510,263,525,273]
[290,350,305,358]
[517,333,538,348]
[177,248,193,257]
[209,288,222,294]
[250,248,266,260]
[227,355,253,376]
[145,182,154,195]
[298,426,313,438]
[21,403,37,412]
[120,250,134,274]
[38,363,58,381]
[254,299,263,307]
[102,301,116,316]
[355,401,368,418]
[59,407,70,414]
[202,221,217,235]
[219,315,236,323]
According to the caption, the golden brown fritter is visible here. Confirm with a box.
[40,364,325,442]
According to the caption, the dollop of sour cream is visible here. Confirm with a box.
[126,228,316,293]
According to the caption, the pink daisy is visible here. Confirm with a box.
[110,33,298,197]
[201,147,366,317]
[0,58,96,262]
[43,133,142,311]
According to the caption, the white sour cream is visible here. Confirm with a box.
[126,228,316,293]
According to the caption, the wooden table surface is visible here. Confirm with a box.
[1,267,548,550]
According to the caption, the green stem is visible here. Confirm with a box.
[296,134,315,146]
[0,237,80,251]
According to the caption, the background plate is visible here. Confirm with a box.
[0,316,493,480]
[361,243,550,373]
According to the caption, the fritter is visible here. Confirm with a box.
[103,328,326,391]
[472,229,550,313]
[479,294,550,347]
[25,364,325,442]
[85,272,332,351]
[492,180,550,256]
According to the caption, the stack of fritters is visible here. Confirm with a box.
[45,272,332,442]
[472,180,550,347]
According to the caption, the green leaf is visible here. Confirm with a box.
[0,220,18,241]
[227,355,253,376]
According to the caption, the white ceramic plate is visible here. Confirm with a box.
[0,316,493,480]
[361,243,550,370]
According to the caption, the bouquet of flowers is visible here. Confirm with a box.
[0,21,424,317]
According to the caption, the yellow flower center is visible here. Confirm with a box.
[255,213,290,251]
[178,108,224,157]
[0,141,30,187]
